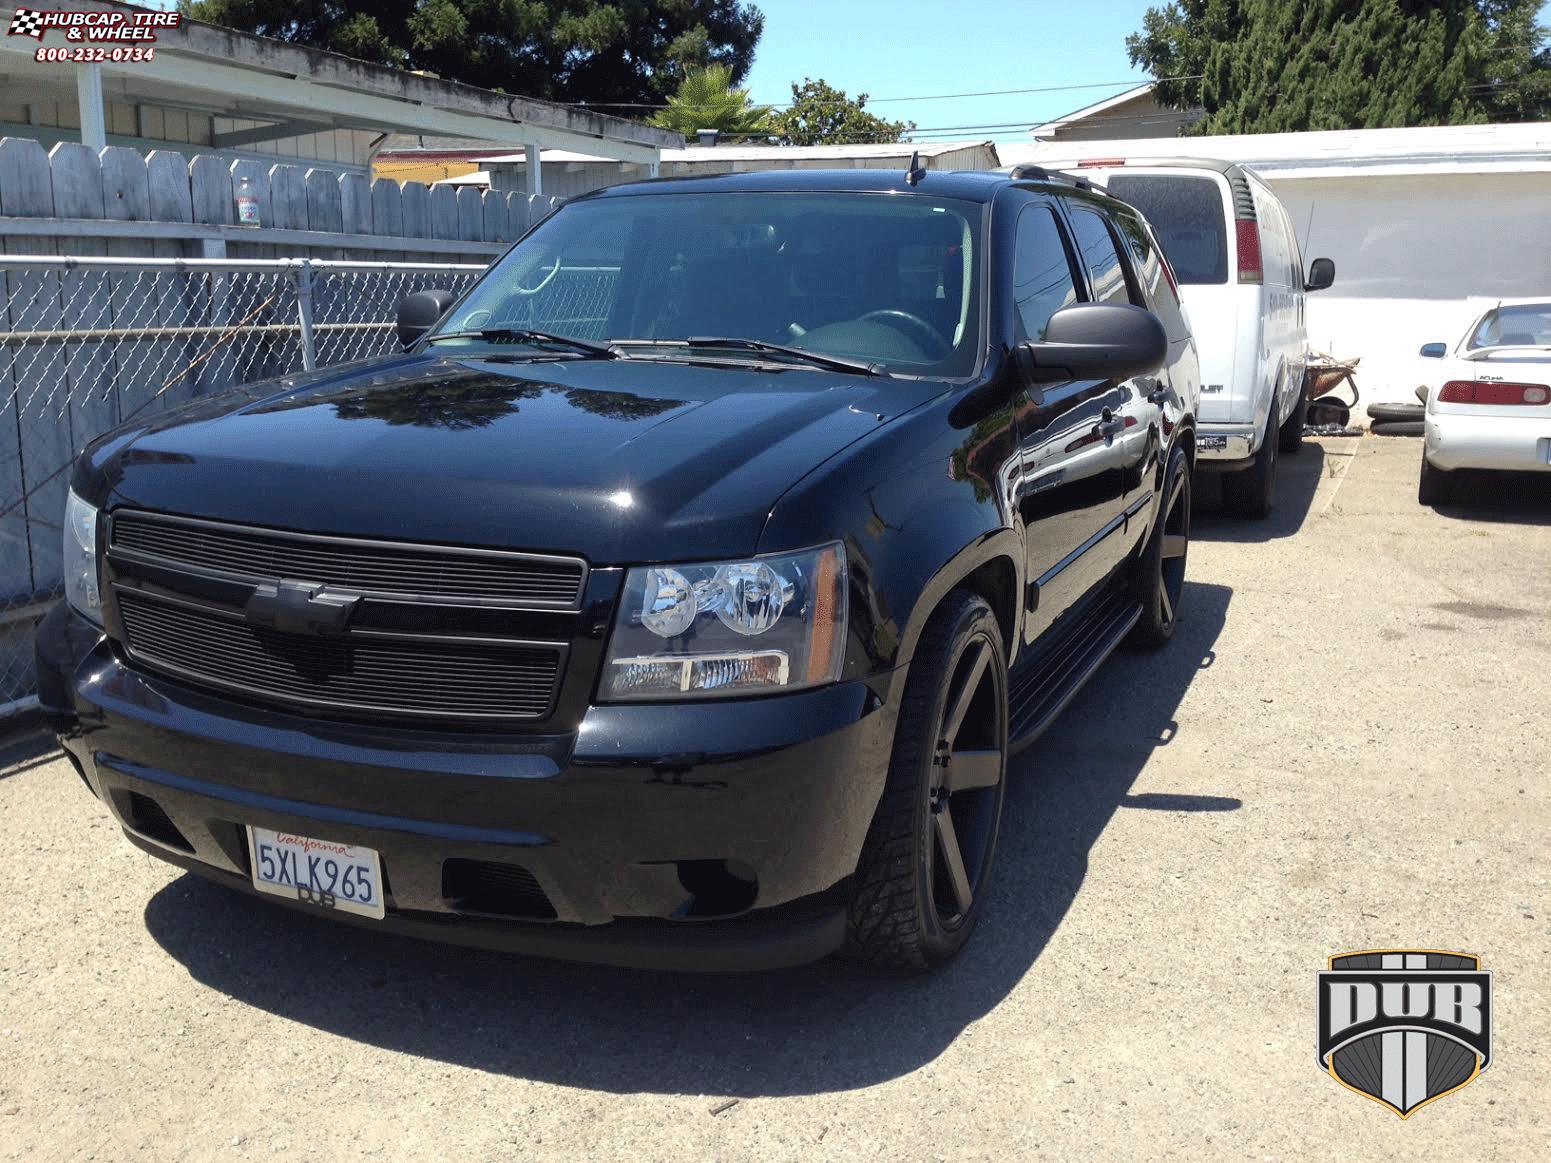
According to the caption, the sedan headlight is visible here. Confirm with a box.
[603,542,847,701]
[63,489,103,624]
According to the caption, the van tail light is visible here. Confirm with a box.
[1079,157,1126,168]
[1437,380,1551,405]
[1235,219,1263,284]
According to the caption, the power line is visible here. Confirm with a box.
[571,74,1204,112]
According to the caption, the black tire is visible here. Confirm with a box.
[1278,390,1308,454]
[843,590,1007,969]
[1368,402,1424,424]
[1221,403,1279,519]
[1418,449,1453,505]
[1130,443,1192,648]
[1371,420,1425,437]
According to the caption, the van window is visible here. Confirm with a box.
[1066,208,1131,305]
[1012,204,1080,341]
[1105,174,1228,286]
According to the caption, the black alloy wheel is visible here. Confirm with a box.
[845,590,1007,967]
[1131,443,1192,648]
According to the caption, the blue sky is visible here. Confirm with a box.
[741,0,1164,143]
[742,0,1551,143]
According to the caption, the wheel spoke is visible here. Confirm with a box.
[1159,577,1174,624]
[1161,533,1188,559]
[940,639,990,747]
[947,747,1001,792]
[933,809,974,916]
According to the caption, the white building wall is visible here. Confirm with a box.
[1265,170,1551,405]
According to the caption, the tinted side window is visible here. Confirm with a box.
[1066,208,1132,305]
[1012,204,1080,341]
[1105,174,1228,285]
[1115,211,1188,340]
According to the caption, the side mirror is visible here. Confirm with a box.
[1419,342,1447,359]
[1304,257,1335,292]
[1018,303,1167,383]
[396,289,456,350]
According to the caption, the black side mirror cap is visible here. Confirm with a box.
[396,289,457,350]
[1305,257,1335,292]
[1419,342,1447,358]
[1020,302,1167,384]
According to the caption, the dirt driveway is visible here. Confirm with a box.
[1,435,1547,1161]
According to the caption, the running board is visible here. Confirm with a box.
[1007,591,1142,753]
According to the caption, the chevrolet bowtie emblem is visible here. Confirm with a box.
[244,580,361,636]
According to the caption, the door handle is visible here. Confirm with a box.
[1094,409,1126,438]
[1147,385,1170,405]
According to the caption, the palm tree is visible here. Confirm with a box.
[651,65,774,140]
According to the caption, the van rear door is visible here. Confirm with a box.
[1100,169,1246,425]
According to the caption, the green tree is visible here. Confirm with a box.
[769,78,915,145]
[651,65,774,137]
[1126,0,1551,134]
[180,0,764,107]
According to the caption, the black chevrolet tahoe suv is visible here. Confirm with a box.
[38,166,1199,971]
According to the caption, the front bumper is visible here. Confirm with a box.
[1425,412,1551,473]
[1192,423,1256,467]
[36,603,898,971]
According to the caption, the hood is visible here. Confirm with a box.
[81,353,944,563]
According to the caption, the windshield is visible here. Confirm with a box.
[1468,303,1551,349]
[429,191,984,376]
[1104,174,1228,286]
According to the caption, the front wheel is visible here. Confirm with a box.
[1131,443,1192,648]
[1222,403,1279,519]
[844,590,1007,968]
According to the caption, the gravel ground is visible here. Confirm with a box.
[1,435,1547,1161]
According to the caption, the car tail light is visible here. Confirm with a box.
[1079,157,1126,168]
[1235,219,1263,284]
[1437,380,1551,405]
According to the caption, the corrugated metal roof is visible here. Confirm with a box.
[1003,122,1551,178]
[476,140,993,165]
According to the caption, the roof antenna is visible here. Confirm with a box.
[905,149,925,186]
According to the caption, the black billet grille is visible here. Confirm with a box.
[110,511,586,609]
[116,589,563,721]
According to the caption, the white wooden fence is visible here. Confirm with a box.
[0,136,561,262]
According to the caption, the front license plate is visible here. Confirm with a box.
[246,827,385,920]
[1198,434,1228,451]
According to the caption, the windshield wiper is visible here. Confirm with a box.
[611,337,882,376]
[427,328,619,359]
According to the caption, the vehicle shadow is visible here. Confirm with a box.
[1428,468,1551,526]
[142,582,1233,1098]
[0,726,60,781]
[1192,441,1326,543]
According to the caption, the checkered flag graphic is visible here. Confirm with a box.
[8,8,46,38]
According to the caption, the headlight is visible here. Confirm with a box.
[603,542,847,701]
[63,489,103,624]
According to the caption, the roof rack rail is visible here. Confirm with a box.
[1007,164,1094,191]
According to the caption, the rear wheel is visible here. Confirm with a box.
[1222,402,1279,519]
[1131,443,1192,648]
[844,591,1007,968]
[1418,448,1453,505]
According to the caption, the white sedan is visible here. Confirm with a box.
[1419,300,1551,504]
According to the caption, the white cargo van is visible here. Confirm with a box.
[1065,158,1335,517]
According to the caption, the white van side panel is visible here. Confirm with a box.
[1084,163,1312,453]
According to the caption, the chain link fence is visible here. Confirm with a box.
[0,256,488,717]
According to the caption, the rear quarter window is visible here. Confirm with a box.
[1105,174,1228,286]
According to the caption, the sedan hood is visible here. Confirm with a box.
[82,353,943,563]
